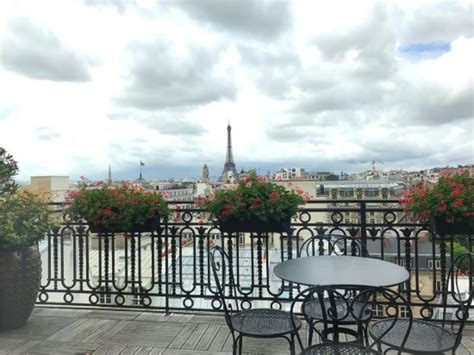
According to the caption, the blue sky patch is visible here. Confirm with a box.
[399,42,451,61]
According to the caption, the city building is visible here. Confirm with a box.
[29,175,70,202]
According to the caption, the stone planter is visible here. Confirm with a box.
[219,217,291,234]
[0,245,41,330]
[430,217,473,236]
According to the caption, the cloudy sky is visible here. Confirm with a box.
[0,0,472,181]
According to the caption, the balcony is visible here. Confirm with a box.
[2,199,473,353]
[0,307,473,353]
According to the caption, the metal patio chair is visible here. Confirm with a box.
[370,252,474,354]
[290,285,412,354]
[299,235,371,345]
[209,246,301,355]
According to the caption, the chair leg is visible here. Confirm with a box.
[232,334,238,355]
[290,333,296,355]
[308,322,314,346]
[238,336,243,355]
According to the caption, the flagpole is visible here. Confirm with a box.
[139,160,142,179]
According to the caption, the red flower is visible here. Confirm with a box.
[451,190,461,197]
[453,199,463,207]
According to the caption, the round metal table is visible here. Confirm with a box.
[274,255,409,287]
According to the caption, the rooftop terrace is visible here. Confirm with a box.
[0,307,473,354]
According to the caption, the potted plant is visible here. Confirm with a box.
[0,147,53,329]
[401,172,473,236]
[65,178,171,233]
[200,173,307,233]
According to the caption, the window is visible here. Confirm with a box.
[400,306,410,318]
[436,280,443,292]
[99,286,112,304]
[239,234,245,245]
[365,189,379,197]
[372,304,384,317]
[345,219,350,224]
[340,190,354,198]
[131,286,142,305]
[428,259,441,270]
[370,219,375,224]
[398,258,413,268]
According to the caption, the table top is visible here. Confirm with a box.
[274,255,409,287]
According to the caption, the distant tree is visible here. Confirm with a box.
[452,242,470,272]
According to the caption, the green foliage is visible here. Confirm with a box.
[0,147,53,250]
[0,147,18,195]
[65,179,171,231]
[452,242,470,272]
[200,173,307,223]
[401,172,474,225]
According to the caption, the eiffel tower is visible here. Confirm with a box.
[220,123,238,181]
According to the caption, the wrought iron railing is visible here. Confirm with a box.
[38,199,472,321]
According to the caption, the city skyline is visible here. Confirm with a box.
[0,1,472,181]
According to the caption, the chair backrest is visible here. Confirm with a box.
[290,285,412,352]
[442,252,474,350]
[209,246,240,331]
[298,234,369,257]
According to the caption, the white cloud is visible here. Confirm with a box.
[0,0,472,180]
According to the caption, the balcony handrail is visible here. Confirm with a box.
[37,199,472,323]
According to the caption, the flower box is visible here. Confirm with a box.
[401,172,473,232]
[200,172,307,233]
[88,217,160,234]
[66,179,170,233]
[219,217,291,234]
[430,217,473,236]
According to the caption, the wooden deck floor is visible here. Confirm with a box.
[0,307,473,354]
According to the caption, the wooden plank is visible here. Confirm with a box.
[188,314,226,325]
[85,309,142,321]
[94,343,165,354]
[33,307,92,318]
[208,325,231,351]
[163,349,232,355]
[178,313,194,323]
[46,318,112,342]
[106,320,185,348]
[86,320,131,345]
[181,324,210,350]
[168,323,198,349]
[0,316,77,341]
[135,312,168,322]
[462,336,474,352]
[20,340,99,354]
[194,324,221,351]
[0,338,40,354]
